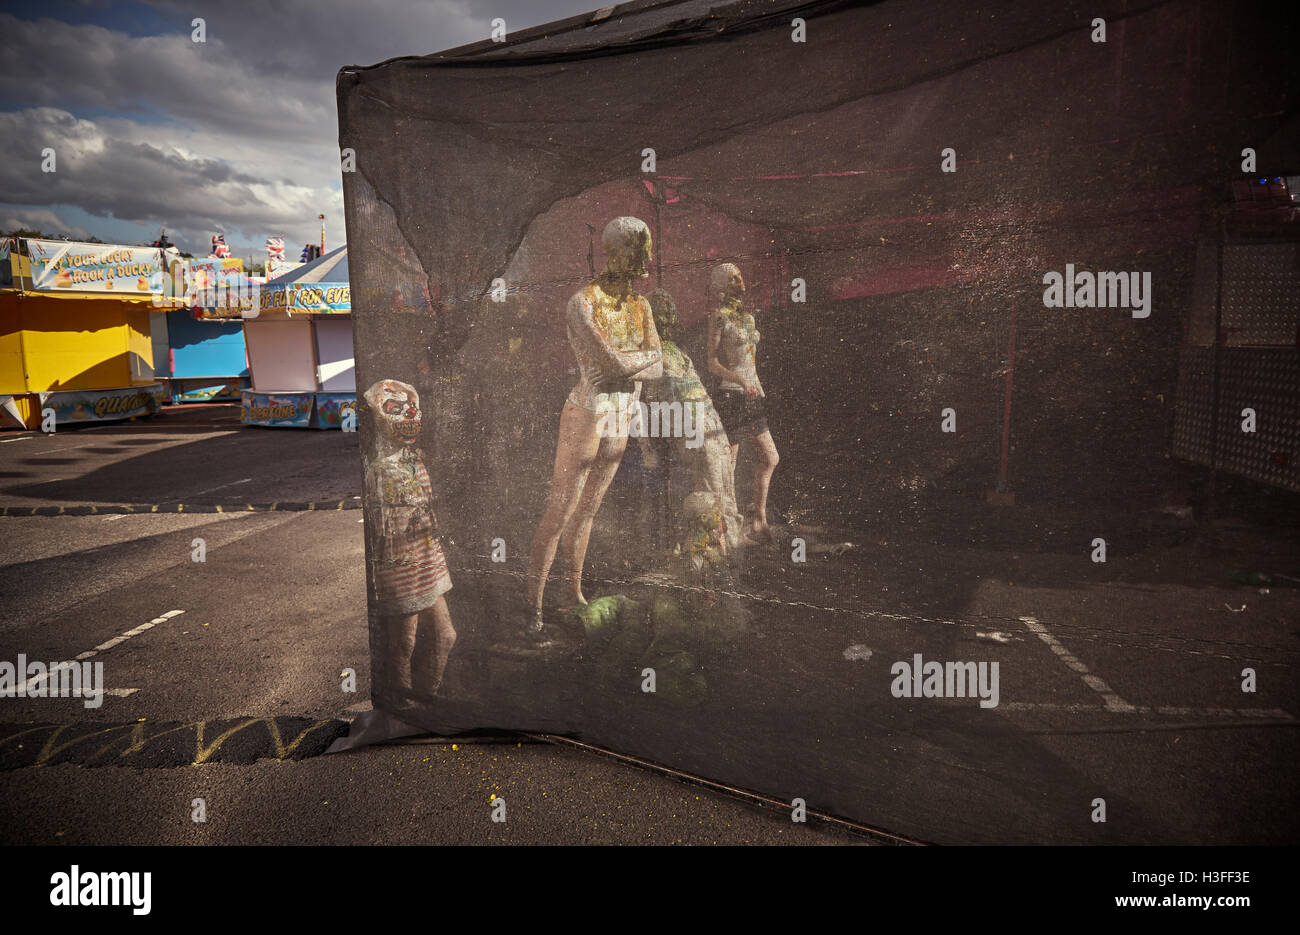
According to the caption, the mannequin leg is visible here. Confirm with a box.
[526,403,601,617]
[749,429,779,534]
[389,612,419,692]
[559,432,629,605]
[411,595,456,692]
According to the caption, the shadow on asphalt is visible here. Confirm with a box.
[1,404,362,507]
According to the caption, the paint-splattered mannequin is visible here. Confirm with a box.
[524,217,663,645]
[362,379,456,695]
[707,263,779,544]
[639,287,743,554]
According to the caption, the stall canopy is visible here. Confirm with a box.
[334,0,1300,842]
[258,244,351,315]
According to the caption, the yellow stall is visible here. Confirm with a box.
[0,238,177,429]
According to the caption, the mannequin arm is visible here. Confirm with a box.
[568,292,662,382]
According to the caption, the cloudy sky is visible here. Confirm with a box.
[0,0,599,258]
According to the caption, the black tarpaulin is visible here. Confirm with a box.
[334,0,1300,842]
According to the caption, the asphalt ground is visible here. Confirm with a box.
[1,403,1297,845]
[0,405,862,845]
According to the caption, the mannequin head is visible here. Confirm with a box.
[364,378,420,454]
[602,217,652,281]
[709,263,745,305]
[648,288,678,341]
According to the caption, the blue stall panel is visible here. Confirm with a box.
[167,309,249,379]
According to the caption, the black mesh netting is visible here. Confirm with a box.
[334,0,1300,842]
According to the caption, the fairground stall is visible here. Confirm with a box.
[0,238,176,429]
[149,256,250,403]
[238,244,355,428]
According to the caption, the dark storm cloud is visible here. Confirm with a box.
[0,13,330,139]
[0,107,318,248]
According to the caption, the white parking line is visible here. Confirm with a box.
[81,609,185,658]
[183,477,252,498]
[18,609,185,694]
[1019,615,1136,713]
